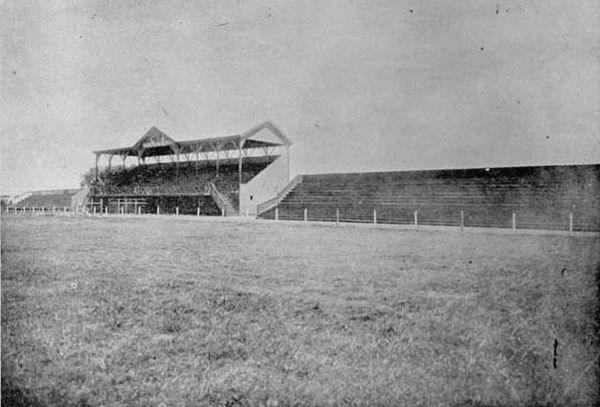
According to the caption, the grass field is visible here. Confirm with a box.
[1,215,599,407]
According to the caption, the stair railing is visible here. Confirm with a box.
[209,183,236,216]
[257,175,303,215]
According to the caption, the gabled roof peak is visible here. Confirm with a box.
[132,126,176,151]
[93,121,291,158]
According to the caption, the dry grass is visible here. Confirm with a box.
[2,215,599,406]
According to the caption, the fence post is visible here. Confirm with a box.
[569,212,573,233]
[460,210,464,232]
[197,207,200,217]
[64,206,67,213]
[138,206,141,215]
[275,207,278,221]
[53,206,56,215]
[93,206,96,215]
[157,205,160,215]
[414,211,418,228]
[512,213,516,233]
[222,208,225,217]
[105,206,108,215]
[304,208,307,222]
[373,209,377,224]
[42,206,45,214]
[176,207,179,216]
[336,208,339,225]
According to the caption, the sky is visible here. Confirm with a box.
[1,0,599,195]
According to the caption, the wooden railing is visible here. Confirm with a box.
[71,186,89,212]
[256,175,303,215]
[209,183,237,216]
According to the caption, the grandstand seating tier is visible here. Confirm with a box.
[90,156,278,215]
[17,192,76,208]
[259,165,600,231]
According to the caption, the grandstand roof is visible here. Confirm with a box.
[94,121,291,158]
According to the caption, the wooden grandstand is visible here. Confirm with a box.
[87,121,292,216]
[4,118,598,233]
[4,189,80,214]
[258,164,600,232]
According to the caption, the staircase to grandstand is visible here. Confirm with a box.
[8,192,32,205]
[258,165,600,232]
[71,186,90,212]
[256,175,304,215]
[209,183,238,216]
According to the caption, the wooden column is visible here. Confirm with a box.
[95,153,100,181]
[569,212,573,233]
[216,148,220,177]
[238,144,243,189]
[176,146,180,179]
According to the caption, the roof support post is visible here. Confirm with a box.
[176,146,180,179]
[95,153,100,181]
[238,137,245,189]
[238,143,243,187]
[107,155,113,172]
[215,145,220,177]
